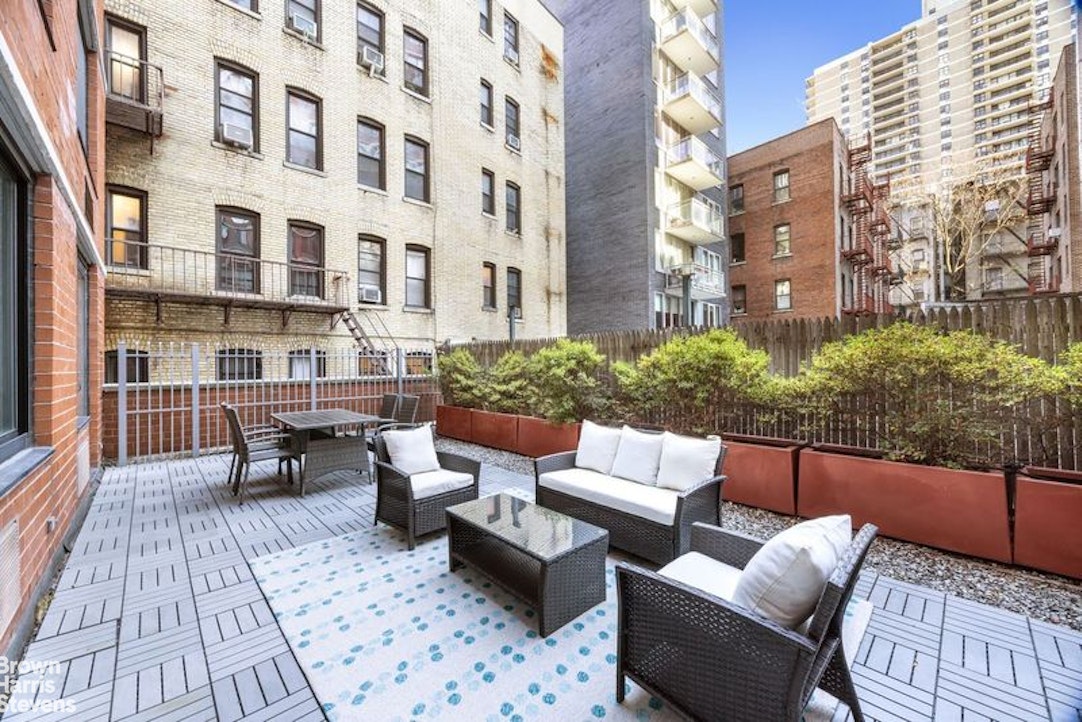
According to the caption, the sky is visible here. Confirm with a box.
[724,1,921,154]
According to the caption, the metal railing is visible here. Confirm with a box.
[667,137,723,177]
[667,196,724,237]
[664,73,722,121]
[104,50,164,135]
[660,7,719,58]
[105,239,351,308]
[666,262,726,297]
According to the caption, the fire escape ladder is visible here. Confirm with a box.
[1023,97,1057,293]
[841,135,892,315]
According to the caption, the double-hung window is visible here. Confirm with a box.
[482,263,496,309]
[506,182,521,233]
[357,3,384,63]
[404,137,430,202]
[216,207,260,293]
[482,169,495,215]
[505,96,520,148]
[357,118,385,189]
[358,236,385,304]
[479,0,492,35]
[774,224,791,256]
[405,245,430,308]
[105,17,146,103]
[504,12,519,64]
[403,30,429,97]
[773,169,791,202]
[106,186,148,269]
[286,0,320,40]
[480,80,494,127]
[217,349,263,381]
[506,268,522,318]
[215,60,258,151]
[288,222,324,298]
[287,90,321,170]
[774,280,792,311]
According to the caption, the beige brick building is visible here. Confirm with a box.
[102,0,565,366]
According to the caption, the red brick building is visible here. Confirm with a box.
[726,119,854,320]
[0,0,105,657]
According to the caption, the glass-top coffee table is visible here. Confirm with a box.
[446,494,609,637]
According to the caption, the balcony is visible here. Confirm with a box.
[664,262,726,300]
[666,196,724,245]
[104,239,351,322]
[666,0,717,20]
[662,73,722,135]
[105,50,164,137]
[660,8,719,76]
[665,137,723,191]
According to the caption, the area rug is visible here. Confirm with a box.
[250,498,872,722]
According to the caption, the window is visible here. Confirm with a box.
[503,12,519,64]
[77,257,89,419]
[479,0,492,35]
[505,97,520,148]
[480,79,494,127]
[76,11,88,154]
[287,90,321,169]
[773,170,790,202]
[358,235,385,304]
[286,0,319,40]
[482,168,495,215]
[403,29,429,96]
[106,186,147,268]
[911,248,927,270]
[774,224,791,256]
[356,118,385,189]
[482,262,496,309]
[730,232,745,263]
[731,285,747,315]
[105,16,146,102]
[288,222,324,298]
[506,182,521,233]
[217,349,263,381]
[215,207,260,293]
[774,279,792,311]
[984,266,1003,291]
[225,0,257,10]
[729,184,744,214]
[0,149,28,462]
[405,245,430,308]
[357,2,384,59]
[288,349,326,379]
[215,60,258,151]
[404,137,430,202]
[104,349,149,384]
[507,267,522,316]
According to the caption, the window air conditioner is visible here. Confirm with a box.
[506,134,521,151]
[1047,227,1062,238]
[359,47,385,76]
[220,123,253,149]
[359,285,383,304]
[289,13,317,39]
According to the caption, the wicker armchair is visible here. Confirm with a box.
[373,423,481,550]
[616,522,878,722]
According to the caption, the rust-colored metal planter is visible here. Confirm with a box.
[435,405,473,442]
[1014,467,1082,580]
[798,449,1011,563]
[516,418,581,459]
[720,435,801,515]
[470,410,519,452]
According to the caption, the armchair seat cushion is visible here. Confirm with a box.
[537,468,678,525]
[410,469,475,500]
[658,551,742,602]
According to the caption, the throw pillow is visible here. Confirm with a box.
[574,420,622,475]
[382,425,440,476]
[732,515,852,629]
[656,433,722,492]
[609,426,666,485]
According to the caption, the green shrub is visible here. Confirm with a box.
[484,351,532,414]
[436,349,484,408]
[525,339,608,423]
[795,322,1060,468]
[1061,343,1082,407]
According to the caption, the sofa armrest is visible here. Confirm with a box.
[534,450,577,478]
[689,522,764,569]
[437,451,481,483]
[676,474,726,500]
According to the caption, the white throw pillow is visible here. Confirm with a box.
[382,425,440,476]
[656,433,722,492]
[609,426,666,485]
[732,515,852,629]
[574,420,622,475]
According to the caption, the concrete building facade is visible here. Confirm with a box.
[547,0,728,333]
[102,0,566,364]
[727,120,853,321]
[0,0,106,660]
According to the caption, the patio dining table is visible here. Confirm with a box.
[271,409,380,495]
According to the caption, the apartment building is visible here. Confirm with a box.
[546,0,728,333]
[102,0,565,372]
[728,120,863,320]
[806,0,1076,304]
[0,0,105,658]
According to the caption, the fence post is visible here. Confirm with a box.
[310,347,318,411]
[191,343,201,457]
[117,342,128,467]
[396,347,406,396]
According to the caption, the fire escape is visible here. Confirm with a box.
[841,136,893,315]
[1024,95,1058,294]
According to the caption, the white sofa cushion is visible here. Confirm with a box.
[538,468,678,525]
[656,433,722,492]
[383,425,440,475]
[409,469,474,500]
[658,551,742,602]
[732,515,852,629]
[574,421,622,475]
[610,426,665,485]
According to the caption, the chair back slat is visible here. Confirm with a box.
[394,394,420,424]
[379,393,399,420]
[220,404,248,458]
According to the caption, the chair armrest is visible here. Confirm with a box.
[437,452,481,481]
[534,451,576,478]
[374,460,412,497]
[675,474,726,500]
[689,522,764,569]
[245,426,287,439]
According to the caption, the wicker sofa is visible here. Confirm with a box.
[534,422,727,565]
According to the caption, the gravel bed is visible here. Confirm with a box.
[436,437,1082,632]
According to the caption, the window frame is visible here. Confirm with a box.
[773,169,791,203]
[404,135,430,203]
[106,185,148,269]
[357,234,386,304]
[0,145,30,464]
[216,348,263,381]
[356,117,385,190]
[730,232,746,263]
[286,88,322,170]
[224,0,258,12]
[505,96,520,147]
[287,220,325,298]
[77,257,90,420]
[731,284,747,315]
[104,15,147,104]
[403,28,429,97]
[288,349,327,380]
[482,262,497,309]
[729,184,744,214]
[774,279,792,311]
[480,79,494,127]
[404,244,431,309]
[505,181,521,234]
[286,0,321,41]
[479,0,492,36]
[356,1,384,59]
[214,59,259,152]
[481,168,495,216]
[214,206,261,294]
[503,11,519,64]
[104,349,150,385]
[773,223,792,256]
[506,267,522,318]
